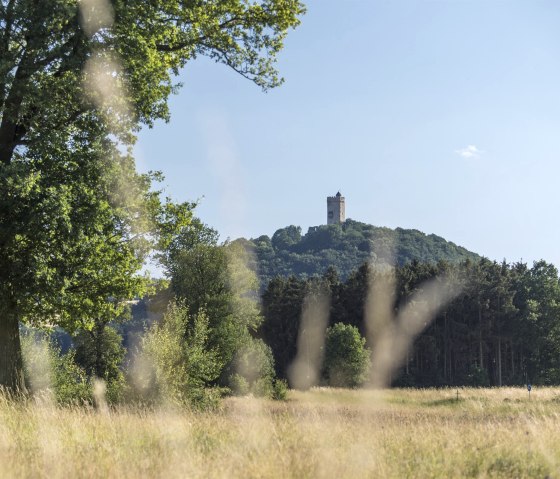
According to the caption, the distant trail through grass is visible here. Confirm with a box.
[0,387,559,478]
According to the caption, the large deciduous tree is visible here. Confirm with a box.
[0,0,304,391]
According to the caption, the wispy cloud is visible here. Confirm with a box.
[455,145,483,159]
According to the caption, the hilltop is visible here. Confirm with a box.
[236,219,480,286]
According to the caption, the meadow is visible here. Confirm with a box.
[1,387,559,478]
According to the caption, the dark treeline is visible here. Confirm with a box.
[260,258,560,387]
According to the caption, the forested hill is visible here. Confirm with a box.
[236,219,480,286]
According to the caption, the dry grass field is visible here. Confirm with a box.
[1,387,560,478]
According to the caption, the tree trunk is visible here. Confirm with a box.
[511,342,515,378]
[497,336,502,386]
[405,350,409,375]
[0,303,26,393]
[92,322,106,379]
[443,313,448,382]
[478,304,484,370]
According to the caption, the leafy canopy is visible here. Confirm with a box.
[243,220,479,288]
[0,0,304,325]
[0,0,304,390]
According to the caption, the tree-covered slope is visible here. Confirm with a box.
[237,220,480,286]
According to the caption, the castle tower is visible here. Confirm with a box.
[327,192,345,225]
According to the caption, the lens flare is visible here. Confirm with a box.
[288,287,330,390]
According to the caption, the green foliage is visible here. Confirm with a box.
[272,225,302,250]
[161,219,291,401]
[162,220,265,387]
[74,325,125,381]
[260,275,307,378]
[242,220,479,288]
[226,241,263,333]
[73,324,128,403]
[142,302,223,409]
[228,373,250,396]
[0,0,304,390]
[161,220,241,367]
[228,338,277,398]
[21,331,92,405]
[271,378,289,400]
[323,323,370,388]
[261,257,560,388]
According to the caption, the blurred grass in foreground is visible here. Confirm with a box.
[1,387,560,478]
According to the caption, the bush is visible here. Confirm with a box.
[73,325,128,403]
[323,323,370,388]
[21,331,92,405]
[228,338,277,397]
[142,301,223,409]
[271,378,288,400]
[73,325,125,381]
[228,373,250,396]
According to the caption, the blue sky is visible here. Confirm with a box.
[136,0,560,268]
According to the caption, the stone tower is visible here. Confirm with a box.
[327,192,345,225]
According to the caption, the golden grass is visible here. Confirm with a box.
[1,387,560,478]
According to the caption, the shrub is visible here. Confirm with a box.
[228,338,277,397]
[271,378,288,400]
[228,373,250,396]
[21,331,92,405]
[73,325,127,403]
[73,325,125,381]
[323,323,370,388]
[142,301,223,409]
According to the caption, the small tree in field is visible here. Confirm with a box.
[323,323,370,388]
[142,301,223,409]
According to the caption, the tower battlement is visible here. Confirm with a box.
[327,192,345,225]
